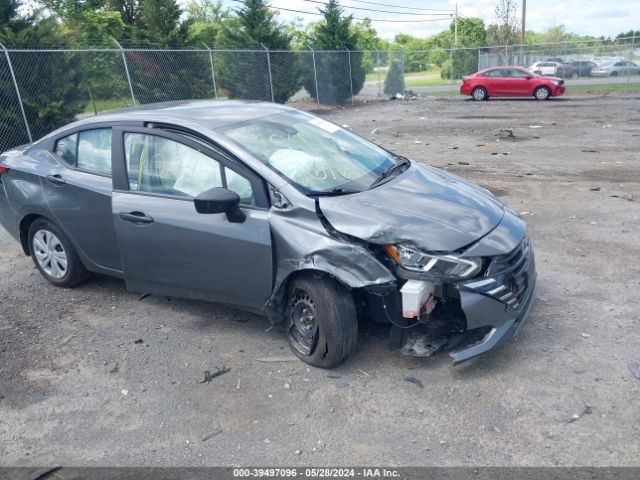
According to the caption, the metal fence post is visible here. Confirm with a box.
[373,47,381,97]
[346,49,354,105]
[308,46,320,109]
[0,43,32,143]
[203,43,218,99]
[261,44,275,103]
[111,37,136,106]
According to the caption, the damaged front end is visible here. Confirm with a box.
[363,210,537,363]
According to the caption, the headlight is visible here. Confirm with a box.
[552,80,561,85]
[385,245,481,279]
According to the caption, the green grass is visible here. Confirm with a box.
[83,98,131,114]
[566,83,640,94]
[405,76,458,88]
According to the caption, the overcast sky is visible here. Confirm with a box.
[220,0,638,40]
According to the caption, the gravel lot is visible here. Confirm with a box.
[1,94,639,467]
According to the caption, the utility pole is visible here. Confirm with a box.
[521,0,526,47]
[454,4,458,46]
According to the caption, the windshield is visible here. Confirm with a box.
[216,110,399,194]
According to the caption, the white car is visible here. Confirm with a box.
[528,61,561,76]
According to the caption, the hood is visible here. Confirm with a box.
[318,163,505,252]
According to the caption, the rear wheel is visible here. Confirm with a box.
[286,275,357,368]
[28,218,90,287]
[534,86,551,101]
[472,87,488,101]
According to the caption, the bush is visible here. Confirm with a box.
[383,59,405,95]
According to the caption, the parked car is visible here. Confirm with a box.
[557,60,598,78]
[591,61,640,77]
[0,101,537,368]
[528,61,561,76]
[461,66,565,100]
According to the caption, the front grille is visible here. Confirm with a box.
[483,237,532,310]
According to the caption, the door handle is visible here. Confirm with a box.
[46,174,66,185]
[119,211,154,224]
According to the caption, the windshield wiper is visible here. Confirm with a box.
[307,188,360,197]
[368,156,410,189]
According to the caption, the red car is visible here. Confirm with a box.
[460,66,565,101]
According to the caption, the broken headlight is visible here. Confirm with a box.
[386,245,481,280]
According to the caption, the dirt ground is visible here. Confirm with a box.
[1,94,639,467]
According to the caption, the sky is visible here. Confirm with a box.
[220,0,639,40]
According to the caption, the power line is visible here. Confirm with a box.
[298,0,454,16]
[269,5,454,22]
[345,0,453,12]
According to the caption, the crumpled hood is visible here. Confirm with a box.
[318,163,505,252]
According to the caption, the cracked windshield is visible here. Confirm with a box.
[218,111,399,193]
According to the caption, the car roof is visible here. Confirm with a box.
[40,100,296,142]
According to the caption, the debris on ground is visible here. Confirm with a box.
[628,362,640,380]
[610,193,634,201]
[370,127,379,134]
[458,161,469,165]
[138,293,150,301]
[109,363,119,374]
[488,425,501,433]
[255,356,298,363]
[121,389,128,396]
[590,187,601,191]
[567,404,592,423]
[582,149,598,153]
[529,125,543,129]
[134,338,144,344]
[29,466,62,480]
[404,376,424,389]
[201,421,223,441]
[497,128,515,138]
[293,449,303,456]
[581,332,591,338]
[199,366,230,384]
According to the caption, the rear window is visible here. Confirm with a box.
[53,128,112,176]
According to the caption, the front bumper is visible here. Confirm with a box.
[450,237,537,363]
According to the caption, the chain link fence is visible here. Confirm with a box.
[1,36,637,152]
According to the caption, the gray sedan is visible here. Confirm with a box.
[0,101,536,367]
[591,61,640,77]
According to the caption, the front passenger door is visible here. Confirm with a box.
[111,128,273,308]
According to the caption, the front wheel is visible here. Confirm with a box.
[286,275,357,368]
[28,218,90,287]
[534,86,551,101]
[472,87,488,101]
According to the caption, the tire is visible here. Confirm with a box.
[286,275,357,368]
[534,86,551,101]
[472,87,488,101]
[28,218,90,287]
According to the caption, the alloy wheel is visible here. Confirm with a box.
[32,229,68,279]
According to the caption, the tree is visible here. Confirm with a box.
[486,0,520,46]
[220,0,303,103]
[441,18,486,79]
[383,59,404,95]
[139,0,181,41]
[304,0,365,104]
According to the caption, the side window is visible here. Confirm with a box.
[124,133,255,205]
[54,133,77,167]
[510,69,527,78]
[77,129,112,176]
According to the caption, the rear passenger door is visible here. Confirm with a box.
[43,127,122,273]
[110,127,273,308]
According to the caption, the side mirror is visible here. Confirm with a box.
[194,187,246,223]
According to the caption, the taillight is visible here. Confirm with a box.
[0,165,8,174]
